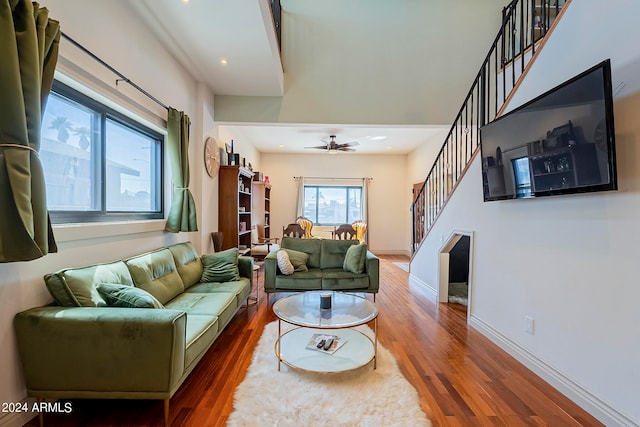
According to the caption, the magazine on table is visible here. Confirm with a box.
[305,333,347,355]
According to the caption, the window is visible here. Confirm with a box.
[41,81,163,223]
[303,186,362,225]
[512,157,532,198]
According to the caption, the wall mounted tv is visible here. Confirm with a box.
[480,59,617,202]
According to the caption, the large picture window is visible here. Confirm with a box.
[41,81,163,223]
[303,186,362,225]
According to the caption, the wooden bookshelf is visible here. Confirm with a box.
[218,165,253,253]
[251,180,272,239]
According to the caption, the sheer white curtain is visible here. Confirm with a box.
[359,178,371,243]
[361,178,370,224]
[295,176,305,218]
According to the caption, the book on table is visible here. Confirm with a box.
[305,333,347,355]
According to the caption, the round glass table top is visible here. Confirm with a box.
[273,291,377,328]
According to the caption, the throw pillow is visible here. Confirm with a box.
[343,243,368,274]
[96,283,164,309]
[283,248,309,272]
[277,250,295,275]
[200,248,240,282]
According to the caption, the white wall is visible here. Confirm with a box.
[196,82,218,254]
[411,1,640,425]
[214,0,507,126]
[406,129,450,190]
[216,126,261,172]
[0,2,215,426]
[260,152,409,253]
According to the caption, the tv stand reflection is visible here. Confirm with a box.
[529,143,600,193]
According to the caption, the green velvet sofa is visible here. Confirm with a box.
[263,237,379,298]
[13,242,252,425]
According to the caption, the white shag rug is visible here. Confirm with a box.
[227,321,431,427]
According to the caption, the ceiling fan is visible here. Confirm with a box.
[305,135,359,153]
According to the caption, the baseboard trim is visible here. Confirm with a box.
[408,274,438,300]
[469,315,639,427]
[0,397,37,427]
[372,249,411,256]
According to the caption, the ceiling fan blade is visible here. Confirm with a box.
[337,141,359,148]
[308,135,359,152]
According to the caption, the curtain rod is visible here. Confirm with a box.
[294,176,373,181]
[60,32,169,111]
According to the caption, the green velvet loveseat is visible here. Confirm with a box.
[13,242,252,425]
[263,237,379,299]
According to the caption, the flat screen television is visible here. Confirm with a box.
[480,59,617,202]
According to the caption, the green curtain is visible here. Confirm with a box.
[165,107,198,232]
[0,1,59,262]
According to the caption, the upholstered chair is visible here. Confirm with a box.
[250,225,280,259]
[295,216,314,238]
[352,220,367,243]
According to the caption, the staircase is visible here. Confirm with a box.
[411,0,568,254]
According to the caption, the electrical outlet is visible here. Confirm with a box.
[525,316,534,334]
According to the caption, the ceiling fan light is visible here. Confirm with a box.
[328,148,338,154]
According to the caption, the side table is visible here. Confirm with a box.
[247,261,263,306]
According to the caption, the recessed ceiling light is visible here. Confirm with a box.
[366,135,387,141]
[181,0,189,3]
[220,58,228,65]
[279,144,284,148]
[386,146,393,150]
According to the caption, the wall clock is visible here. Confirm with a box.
[204,137,220,177]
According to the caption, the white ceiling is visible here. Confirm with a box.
[129,0,505,155]
[217,123,449,155]
[128,0,283,96]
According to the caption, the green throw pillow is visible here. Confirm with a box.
[343,243,367,274]
[283,248,309,272]
[96,283,164,309]
[201,248,240,282]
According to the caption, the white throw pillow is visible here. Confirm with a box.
[276,250,295,275]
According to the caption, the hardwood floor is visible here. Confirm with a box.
[27,255,603,427]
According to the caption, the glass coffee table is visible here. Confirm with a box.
[272,291,378,373]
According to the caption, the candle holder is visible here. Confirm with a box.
[320,293,332,310]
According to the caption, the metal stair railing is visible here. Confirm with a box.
[411,0,567,254]
[270,0,282,50]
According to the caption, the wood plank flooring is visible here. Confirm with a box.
[26,255,603,426]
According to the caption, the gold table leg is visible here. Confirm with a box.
[277,319,282,371]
